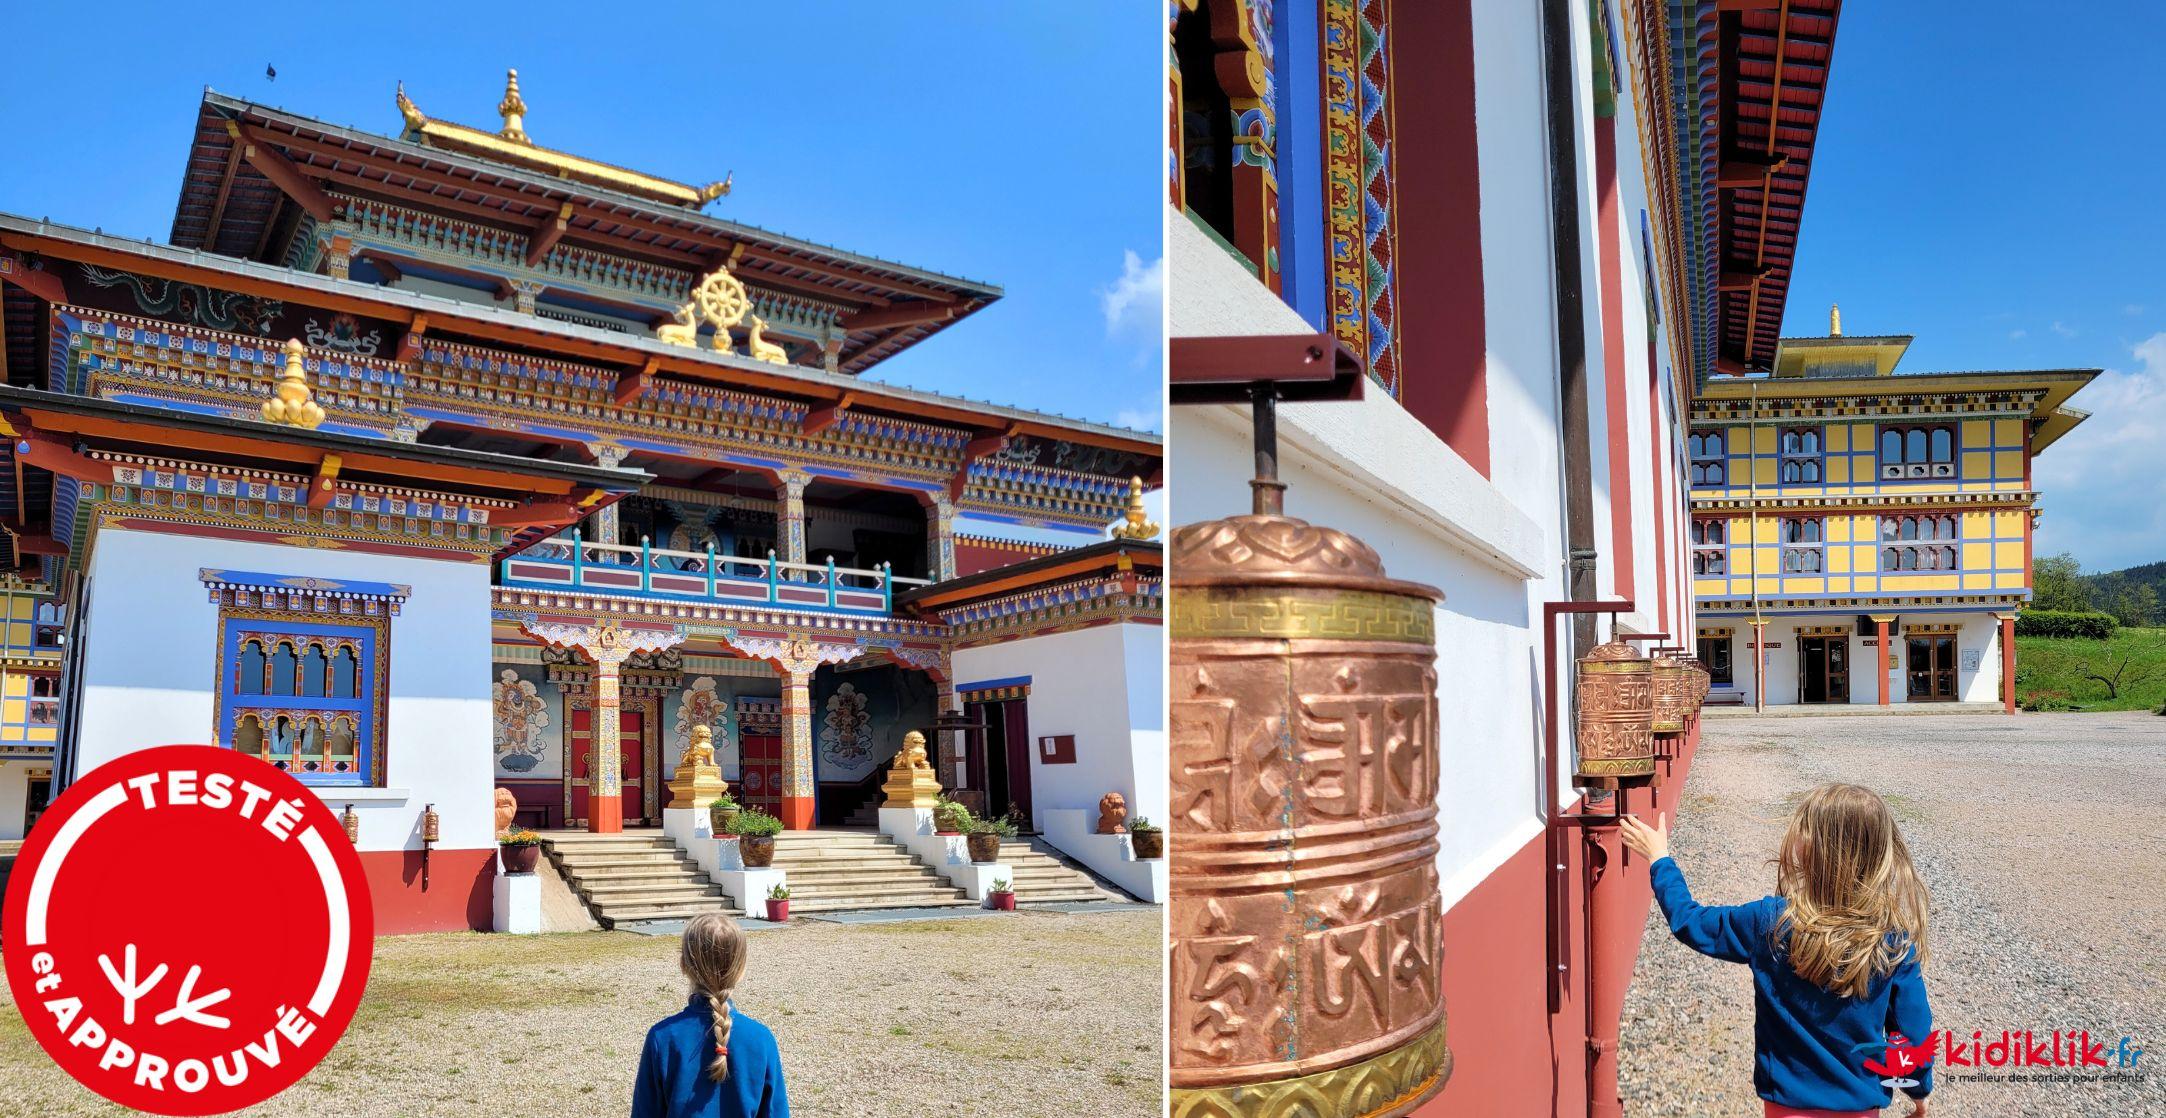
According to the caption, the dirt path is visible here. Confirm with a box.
[1619,711,2166,1117]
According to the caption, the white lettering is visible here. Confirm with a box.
[134,1052,168,1090]
[262,797,304,842]
[125,773,160,810]
[200,772,233,811]
[173,1058,209,1093]
[167,770,198,806]
[273,1005,317,1048]
[96,1036,135,1072]
[235,781,271,820]
[31,951,52,975]
[43,996,81,1032]
[211,1050,250,1087]
[66,1015,105,1050]
[243,1027,284,1069]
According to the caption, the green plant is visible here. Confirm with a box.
[767,883,791,900]
[969,815,1017,837]
[730,810,784,838]
[2015,609,2118,640]
[710,794,740,812]
[498,829,544,847]
[1128,816,1161,834]
[933,796,973,831]
[988,877,1013,895]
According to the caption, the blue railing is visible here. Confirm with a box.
[496,532,932,616]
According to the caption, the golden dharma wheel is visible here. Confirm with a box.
[1649,653,1693,735]
[1167,514,1451,1118]
[1576,637,1655,782]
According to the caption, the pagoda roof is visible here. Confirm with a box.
[896,537,1161,614]
[168,90,1003,374]
[0,212,1158,460]
[1696,366,2101,452]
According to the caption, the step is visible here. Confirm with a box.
[599,903,742,929]
[581,881,729,899]
[788,894,973,913]
[566,866,706,882]
[552,854,700,870]
[781,870,953,890]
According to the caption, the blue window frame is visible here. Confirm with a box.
[216,616,384,785]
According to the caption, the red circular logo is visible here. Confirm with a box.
[3,746,373,1115]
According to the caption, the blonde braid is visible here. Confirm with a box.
[679,913,748,1085]
[705,989,735,1083]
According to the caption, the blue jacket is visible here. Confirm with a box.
[1650,856,1932,1112]
[631,996,789,1118]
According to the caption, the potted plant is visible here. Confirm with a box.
[708,794,741,838]
[498,828,544,874]
[933,796,972,836]
[1129,817,1164,860]
[987,877,1016,911]
[966,814,1015,864]
[765,883,791,923]
[732,810,783,867]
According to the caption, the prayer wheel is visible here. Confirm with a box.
[1575,637,1655,783]
[1649,653,1693,735]
[1168,513,1452,1117]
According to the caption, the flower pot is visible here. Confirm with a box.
[1130,829,1164,859]
[966,831,1002,864]
[765,897,789,922]
[989,891,1016,911]
[498,843,541,874]
[740,835,776,868]
[710,808,740,837]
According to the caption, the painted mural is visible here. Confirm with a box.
[819,683,876,771]
[811,664,935,784]
[492,664,560,778]
[671,676,734,776]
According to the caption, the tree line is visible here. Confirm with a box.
[2034,553,2161,628]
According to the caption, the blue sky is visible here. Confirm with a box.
[0,2,1165,435]
[1781,1,2166,572]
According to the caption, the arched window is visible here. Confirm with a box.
[1690,431,1727,488]
[1942,545,1958,570]
[332,646,359,699]
[1899,548,1917,571]
[1930,428,1953,463]
[269,642,298,696]
[301,643,329,698]
[1881,429,1902,463]
[236,640,267,695]
[234,715,265,757]
[1691,519,1727,576]
[326,718,358,774]
[1882,547,1898,572]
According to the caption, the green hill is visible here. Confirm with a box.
[2016,626,2166,711]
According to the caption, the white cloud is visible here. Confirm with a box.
[2033,331,2166,572]
[2051,320,2077,338]
[1113,406,1162,433]
[1100,250,1164,357]
[2009,329,2027,340]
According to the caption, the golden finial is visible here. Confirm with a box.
[262,338,326,429]
[695,173,734,205]
[498,68,529,144]
[1110,477,1160,540]
[395,81,426,133]
[1830,302,1842,336]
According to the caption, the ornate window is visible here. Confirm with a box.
[1780,518,1825,573]
[1877,424,1957,480]
[1777,426,1823,484]
[1691,519,1728,576]
[1689,430,1726,487]
[203,570,406,787]
[1878,515,1961,572]
[1698,634,1734,686]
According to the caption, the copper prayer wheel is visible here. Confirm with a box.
[1649,653,1693,735]
[1576,637,1655,783]
[1168,514,1452,1117]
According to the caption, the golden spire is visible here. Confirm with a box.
[1110,477,1160,540]
[395,81,426,133]
[1830,302,1842,337]
[497,68,529,144]
[262,339,326,429]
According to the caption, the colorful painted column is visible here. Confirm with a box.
[1872,614,1895,707]
[1996,612,2018,714]
[779,667,815,830]
[777,469,810,569]
[926,495,958,583]
[521,618,686,834]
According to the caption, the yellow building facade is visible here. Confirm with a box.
[0,585,62,837]
[1688,324,2096,708]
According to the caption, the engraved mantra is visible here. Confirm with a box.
[1171,588,1435,643]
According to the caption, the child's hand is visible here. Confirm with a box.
[1618,811,1670,861]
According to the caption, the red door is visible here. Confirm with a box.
[569,708,647,827]
[739,733,782,816]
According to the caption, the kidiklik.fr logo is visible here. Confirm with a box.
[1859,1030,2146,1089]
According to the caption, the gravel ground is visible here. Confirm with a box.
[1619,711,2166,1117]
[0,909,1162,1117]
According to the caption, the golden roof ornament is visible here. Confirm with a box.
[497,69,529,144]
[695,174,734,205]
[656,265,753,353]
[1830,302,1842,336]
[1110,477,1160,540]
[395,81,426,134]
[262,339,326,429]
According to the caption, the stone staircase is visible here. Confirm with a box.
[993,836,1130,904]
[540,831,742,930]
[771,830,973,913]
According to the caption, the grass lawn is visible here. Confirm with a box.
[0,910,1163,1117]
[2016,625,2166,711]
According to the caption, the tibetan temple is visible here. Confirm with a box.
[0,73,1165,931]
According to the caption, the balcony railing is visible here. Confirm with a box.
[497,533,933,615]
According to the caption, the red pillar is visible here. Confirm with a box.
[2001,614,2018,715]
[1876,617,1891,707]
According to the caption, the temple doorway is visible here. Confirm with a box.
[1798,637,1849,704]
[1906,635,1958,701]
[569,707,651,827]
[964,695,1034,827]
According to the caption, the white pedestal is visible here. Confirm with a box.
[1041,808,1166,902]
[492,871,542,934]
[878,805,1012,901]
[714,866,790,920]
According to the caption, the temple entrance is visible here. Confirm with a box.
[24,775,50,834]
[739,729,783,816]
[1798,637,1849,704]
[569,708,648,827]
[965,696,1034,827]
[1906,635,1958,701]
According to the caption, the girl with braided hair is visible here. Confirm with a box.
[632,913,790,1117]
